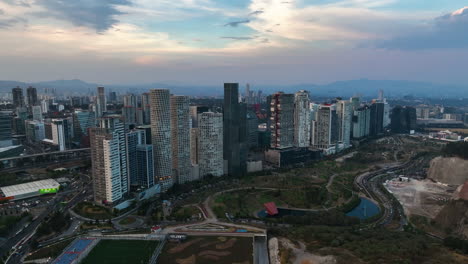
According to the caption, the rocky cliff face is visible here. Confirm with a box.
[427,157,468,185]
[435,200,468,238]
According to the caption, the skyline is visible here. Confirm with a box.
[1,1,468,85]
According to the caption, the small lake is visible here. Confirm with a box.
[257,208,307,218]
[346,197,380,220]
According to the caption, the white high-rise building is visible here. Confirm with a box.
[294,90,311,148]
[198,112,224,177]
[336,100,352,148]
[40,100,49,114]
[90,116,128,204]
[149,89,173,191]
[170,95,191,184]
[51,118,71,151]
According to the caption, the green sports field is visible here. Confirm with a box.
[80,240,159,264]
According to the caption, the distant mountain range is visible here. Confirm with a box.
[0,79,466,98]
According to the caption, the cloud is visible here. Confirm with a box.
[248,10,264,16]
[0,17,27,28]
[224,20,250,27]
[2,0,31,7]
[33,0,132,32]
[221,36,256,40]
[378,6,468,50]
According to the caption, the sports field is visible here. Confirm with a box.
[80,240,159,264]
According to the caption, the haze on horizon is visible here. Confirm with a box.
[1,0,468,86]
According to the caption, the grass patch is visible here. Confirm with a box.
[81,240,159,264]
[25,239,72,261]
[158,236,253,264]
[118,216,137,225]
[73,202,113,220]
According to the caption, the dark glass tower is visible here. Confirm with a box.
[223,83,247,177]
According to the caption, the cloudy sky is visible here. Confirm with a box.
[0,0,467,85]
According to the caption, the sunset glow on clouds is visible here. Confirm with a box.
[0,0,467,85]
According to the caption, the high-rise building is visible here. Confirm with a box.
[25,120,45,142]
[90,115,128,204]
[122,106,136,125]
[170,95,191,184]
[26,86,38,106]
[246,110,259,148]
[312,104,338,149]
[190,128,199,165]
[123,94,137,108]
[391,106,417,133]
[73,110,95,140]
[96,86,107,118]
[223,83,247,177]
[294,90,311,148]
[137,144,154,188]
[0,111,13,148]
[190,106,210,128]
[141,93,151,125]
[369,102,385,136]
[32,105,43,121]
[336,100,352,147]
[149,89,173,191]
[12,87,24,108]
[109,91,117,103]
[352,106,371,138]
[126,129,146,186]
[51,118,72,151]
[270,92,295,149]
[198,112,224,177]
[41,100,49,114]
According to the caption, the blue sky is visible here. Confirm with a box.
[0,0,467,85]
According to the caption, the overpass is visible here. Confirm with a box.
[0,148,90,169]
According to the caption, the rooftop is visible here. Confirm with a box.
[1,179,60,197]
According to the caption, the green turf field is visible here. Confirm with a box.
[80,240,159,264]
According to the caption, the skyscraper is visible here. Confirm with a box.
[149,89,173,191]
[336,100,352,147]
[32,105,43,121]
[312,104,338,149]
[12,87,24,108]
[96,86,107,118]
[199,112,224,177]
[270,92,295,149]
[294,90,311,148]
[51,118,72,151]
[126,129,146,186]
[137,144,154,188]
[90,115,128,204]
[369,102,385,136]
[26,86,38,106]
[353,106,371,138]
[141,93,151,125]
[170,95,191,184]
[0,111,13,148]
[223,83,247,177]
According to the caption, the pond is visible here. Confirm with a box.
[257,208,307,218]
[346,197,380,220]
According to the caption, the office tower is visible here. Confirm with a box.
[350,96,360,111]
[26,86,38,106]
[124,94,137,108]
[190,128,199,165]
[109,91,117,103]
[149,89,173,190]
[223,83,247,177]
[369,102,385,136]
[199,112,224,177]
[127,129,146,186]
[41,100,49,114]
[0,111,13,148]
[353,106,371,138]
[51,118,72,151]
[391,106,417,133]
[190,106,210,128]
[270,92,295,149]
[246,110,259,148]
[96,86,107,118]
[32,105,43,121]
[73,110,95,140]
[122,106,136,125]
[383,102,391,128]
[12,87,24,108]
[141,93,151,125]
[25,120,45,142]
[294,90,311,148]
[136,108,144,125]
[312,104,338,149]
[137,144,154,188]
[170,95,191,184]
[90,115,128,204]
[136,125,152,144]
[378,89,384,101]
[336,100,352,147]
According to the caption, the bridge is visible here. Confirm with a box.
[0,148,90,169]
